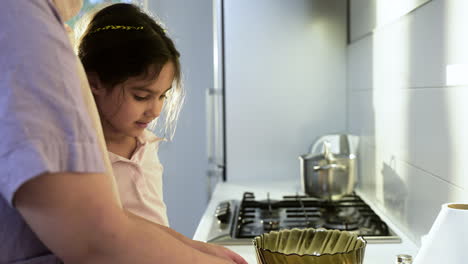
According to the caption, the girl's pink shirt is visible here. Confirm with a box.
[108,130,169,226]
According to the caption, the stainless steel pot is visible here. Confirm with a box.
[299,138,357,200]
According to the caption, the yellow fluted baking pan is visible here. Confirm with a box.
[253,228,366,264]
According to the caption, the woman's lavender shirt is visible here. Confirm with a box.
[0,0,106,263]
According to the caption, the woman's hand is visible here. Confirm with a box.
[124,211,247,263]
[194,241,248,264]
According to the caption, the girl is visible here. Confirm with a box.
[77,3,246,264]
[78,3,182,227]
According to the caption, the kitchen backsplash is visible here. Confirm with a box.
[348,0,468,246]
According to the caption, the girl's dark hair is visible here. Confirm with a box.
[77,3,184,140]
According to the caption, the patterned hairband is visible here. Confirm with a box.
[89,25,144,34]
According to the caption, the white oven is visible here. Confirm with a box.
[194,181,418,264]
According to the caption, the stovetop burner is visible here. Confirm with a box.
[261,219,280,231]
[207,192,401,245]
[322,207,361,230]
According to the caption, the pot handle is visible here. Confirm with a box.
[313,163,346,171]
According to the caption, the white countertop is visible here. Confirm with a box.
[193,180,418,264]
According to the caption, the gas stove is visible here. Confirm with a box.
[206,192,401,245]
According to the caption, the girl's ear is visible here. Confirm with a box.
[86,72,104,95]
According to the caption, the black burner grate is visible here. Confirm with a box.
[234,192,390,238]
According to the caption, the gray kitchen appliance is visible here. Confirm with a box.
[299,135,358,200]
[206,192,401,245]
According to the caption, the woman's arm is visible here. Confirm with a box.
[15,171,235,264]
[125,210,248,264]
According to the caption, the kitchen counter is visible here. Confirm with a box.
[193,180,418,264]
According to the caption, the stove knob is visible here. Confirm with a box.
[216,208,228,215]
[217,202,230,210]
[216,210,230,223]
[215,204,231,223]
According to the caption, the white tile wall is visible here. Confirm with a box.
[349,0,468,245]
[350,0,431,42]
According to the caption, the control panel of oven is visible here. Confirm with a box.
[206,200,240,244]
